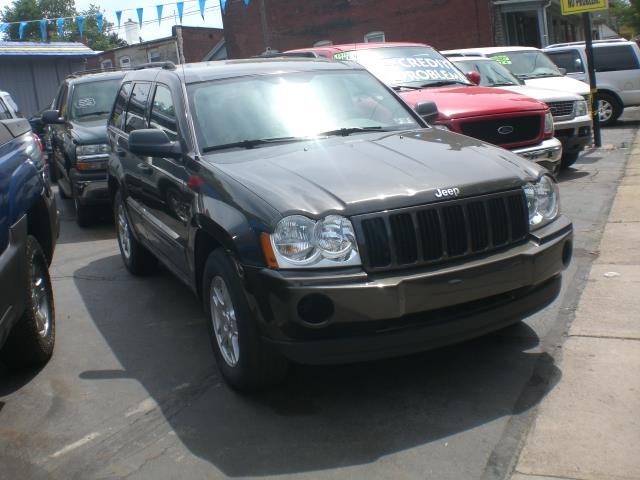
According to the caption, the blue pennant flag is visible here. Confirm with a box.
[177,2,184,23]
[243,0,250,5]
[19,21,28,39]
[156,5,163,26]
[137,8,143,29]
[219,0,226,13]
[115,10,122,28]
[39,19,47,41]
[57,17,64,37]
[76,15,84,37]
[199,0,206,19]
[0,23,8,34]
[96,13,103,33]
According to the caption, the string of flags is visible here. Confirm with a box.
[0,0,247,41]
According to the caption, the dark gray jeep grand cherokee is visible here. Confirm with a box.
[107,59,573,391]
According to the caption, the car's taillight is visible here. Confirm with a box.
[32,133,46,165]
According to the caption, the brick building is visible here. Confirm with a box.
[221,0,617,59]
[87,26,226,70]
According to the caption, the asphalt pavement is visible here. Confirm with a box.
[1,112,638,480]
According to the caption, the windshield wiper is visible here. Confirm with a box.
[202,136,302,152]
[419,80,469,88]
[491,82,518,87]
[392,85,425,91]
[75,111,111,118]
[316,126,392,137]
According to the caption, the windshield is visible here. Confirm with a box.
[452,59,520,87]
[70,79,121,121]
[187,70,421,152]
[489,50,563,79]
[333,46,472,88]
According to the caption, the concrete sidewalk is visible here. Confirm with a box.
[510,136,640,480]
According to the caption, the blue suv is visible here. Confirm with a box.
[0,117,59,366]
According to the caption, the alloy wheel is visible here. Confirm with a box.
[210,276,240,367]
[31,260,52,338]
[598,99,614,123]
[117,203,132,261]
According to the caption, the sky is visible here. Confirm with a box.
[0,0,224,42]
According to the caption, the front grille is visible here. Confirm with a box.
[547,101,575,118]
[355,190,529,272]
[459,115,542,146]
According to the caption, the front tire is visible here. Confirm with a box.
[203,249,288,392]
[114,190,157,275]
[597,92,622,126]
[1,236,55,367]
[561,151,580,169]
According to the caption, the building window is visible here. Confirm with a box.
[148,49,162,63]
[120,56,131,68]
[364,31,385,43]
[101,59,113,70]
[314,40,333,47]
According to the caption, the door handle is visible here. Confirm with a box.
[136,163,153,174]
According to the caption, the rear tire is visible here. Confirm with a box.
[1,236,55,367]
[202,249,288,392]
[597,92,622,127]
[114,190,157,275]
[561,151,579,169]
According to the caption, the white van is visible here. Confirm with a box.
[544,39,640,125]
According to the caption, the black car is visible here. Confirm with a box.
[108,59,573,391]
[1,117,58,366]
[43,71,125,226]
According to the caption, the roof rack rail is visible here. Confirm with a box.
[546,38,627,48]
[67,66,130,78]
[133,61,177,71]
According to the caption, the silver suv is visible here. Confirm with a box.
[544,39,640,126]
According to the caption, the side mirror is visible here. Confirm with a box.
[128,129,182,159]
[42,109,64,124]
[466,70,481,85]
[558,67,567,75]
[415,101,439,124]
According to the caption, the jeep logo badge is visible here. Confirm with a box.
[497,125,514,135]
[435,187,460,198]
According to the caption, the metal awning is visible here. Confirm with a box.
[0,41,96,57]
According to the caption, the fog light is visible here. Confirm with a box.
[297,294,334,325]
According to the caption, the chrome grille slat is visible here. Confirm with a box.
[547,101,575,118]
[354,190,529,272]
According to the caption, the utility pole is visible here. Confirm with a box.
[582,12,602,147]
[259,0,270,53]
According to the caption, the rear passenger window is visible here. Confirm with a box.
[594,45,639,72]
[125,83,151,134]
[0,99,11,120]
[547,50,584,73]
[110,82,131,130]
[149,85,178,141]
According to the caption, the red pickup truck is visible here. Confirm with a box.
[288,42,562,174]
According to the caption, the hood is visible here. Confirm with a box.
[397,85,547,121]
[69,117,108,144]
[203,129,542,218]
[522,76,590,96]
[498,85,583,103]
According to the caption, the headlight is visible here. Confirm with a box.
[544,111,554,135]
[433,124,451,131]
[76,143,109,157]
[269,215,361,268]
[523,175,559,230]
[575,100,588,117]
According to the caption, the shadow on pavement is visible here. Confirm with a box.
[73,254,561,477]
[557,168,591,182]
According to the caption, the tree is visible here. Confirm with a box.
[610,0,640,36]
[66,5,127,50]
[1,0,126,50]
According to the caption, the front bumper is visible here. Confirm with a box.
[69,168,109,206]
[511,137,563,175]
[554,115,593,155]
[247,215,573,365]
